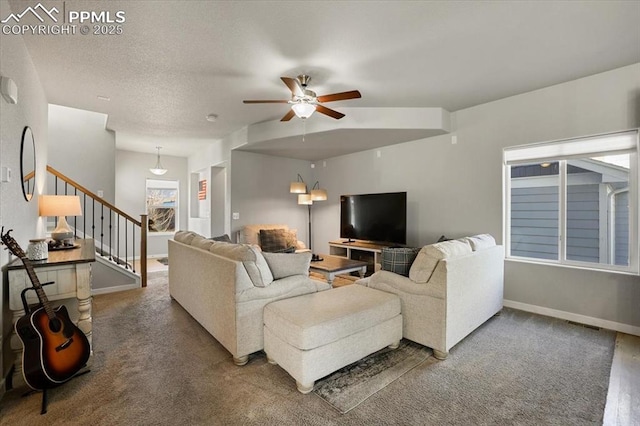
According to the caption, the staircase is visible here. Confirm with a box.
[46,165,148,288]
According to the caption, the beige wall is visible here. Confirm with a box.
[230,151,312,245]
[115,149,188,256]
[312,63,640,331]
[0,0,49,390]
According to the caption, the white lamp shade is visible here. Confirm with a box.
[39,195,82,217]
[310,188,327,201]
[298,194,313,205]
[290,181,307,193]
[291,102,316,119]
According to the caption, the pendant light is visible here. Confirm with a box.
[150,146,168,176]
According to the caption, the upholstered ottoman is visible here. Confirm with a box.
[263,285,402,393]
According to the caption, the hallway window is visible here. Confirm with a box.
[146,179,179,234]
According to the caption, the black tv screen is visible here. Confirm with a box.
[340,192,407,244]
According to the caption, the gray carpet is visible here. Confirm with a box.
[0,271,616,425]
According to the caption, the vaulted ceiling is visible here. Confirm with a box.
[7,0,640,158]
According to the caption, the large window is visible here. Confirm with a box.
[146,179,179,234]
[504,130,638,274]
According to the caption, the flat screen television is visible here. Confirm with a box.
[340,192,407,244]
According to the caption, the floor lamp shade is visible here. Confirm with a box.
[39,195,82,242]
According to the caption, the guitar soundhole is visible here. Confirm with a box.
[49,317,62,333]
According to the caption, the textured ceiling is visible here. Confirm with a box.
[6,0,640,158]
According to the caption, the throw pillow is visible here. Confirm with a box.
[381,247,421,277]
[210,233,232,243]
[284,229,299,248]
[437,235,452,242]
[259,228,288,252]
[262,251,312,279]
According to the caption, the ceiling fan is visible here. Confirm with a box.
[243,75,361,121]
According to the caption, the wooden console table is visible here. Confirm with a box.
[3,238,95,388]
[328,240,393,273]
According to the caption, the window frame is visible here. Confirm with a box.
[503,129,639,275]
[146,178,179,236]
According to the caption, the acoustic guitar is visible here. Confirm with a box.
[1,228,90,390]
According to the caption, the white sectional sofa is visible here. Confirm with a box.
[358,235,504,359]
[168,230,330,365]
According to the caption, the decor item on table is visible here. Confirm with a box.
[20,126,36,202]
[357,235,504,360]
[149,146,168,176]
[243,75,361,121]
[38,195,82,244]
[27,238,48,260]
[289,174,327,251]
[380,247,420,277]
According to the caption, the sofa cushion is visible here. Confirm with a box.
[174,230,197,245]
[381,247,421,277]
[464,234,496,251]
[409,239,472,283]
[208,242,274,287]
[263,285,400,350]
[259,228,288,252]
[262,252,311,279]
[194,239,216,251]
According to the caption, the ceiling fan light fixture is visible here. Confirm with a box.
[150,146,168,176]
[291,102,316,119]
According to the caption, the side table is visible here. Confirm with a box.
[3,238,95,388]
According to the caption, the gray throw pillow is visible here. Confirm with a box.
[259,228,288,252]
[381,247,421,277]
[262,251,312,279]
[210,234,232,243]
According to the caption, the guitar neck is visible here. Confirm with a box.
[19,256,55,318]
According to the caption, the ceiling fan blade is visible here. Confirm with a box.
[280,109,296,121]
[281,77,304,97]
[316,104,345,120]
[243,100,290,104]
[317,90,362,103]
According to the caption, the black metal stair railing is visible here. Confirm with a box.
[46,165,148,287]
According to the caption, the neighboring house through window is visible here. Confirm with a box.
[504,130,638,274]
[146,179,179,234]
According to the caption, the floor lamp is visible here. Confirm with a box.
[290,175,327,254]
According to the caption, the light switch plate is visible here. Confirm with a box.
[232,212,240,220]
[1,166,11,182]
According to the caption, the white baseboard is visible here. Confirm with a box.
[92,283,140,295]
[503,299,640,337]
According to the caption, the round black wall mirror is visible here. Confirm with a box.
[20,126,36,202]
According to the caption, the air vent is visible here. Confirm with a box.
[567,320,600,331]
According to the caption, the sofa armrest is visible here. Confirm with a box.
[368,270,443,299]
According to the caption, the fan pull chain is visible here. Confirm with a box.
[302,119,306,142]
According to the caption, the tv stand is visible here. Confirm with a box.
[329,240,392,274]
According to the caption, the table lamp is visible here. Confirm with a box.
[39,195,82,243]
